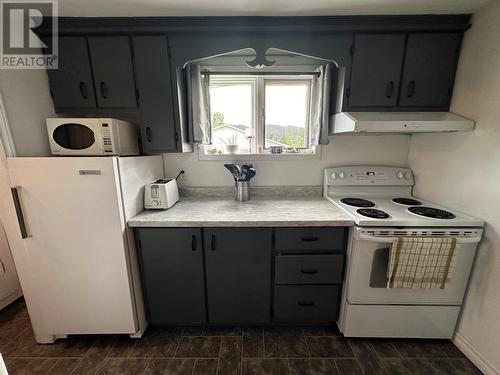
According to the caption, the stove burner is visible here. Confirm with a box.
[392,198,422,206]
[408,206,456,219]
[356,208,390,219]
[340,198,375,207]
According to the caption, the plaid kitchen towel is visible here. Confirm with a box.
[387,237,457,289]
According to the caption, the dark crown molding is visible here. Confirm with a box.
[38,15,472,35]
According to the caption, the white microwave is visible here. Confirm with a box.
[46,118,139,156]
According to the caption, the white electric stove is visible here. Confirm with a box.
[323,166,483,339]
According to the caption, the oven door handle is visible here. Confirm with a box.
[359,233,482,244]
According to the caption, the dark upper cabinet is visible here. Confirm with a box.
[137,228,206,325]
[132,36,178,153]
[204,228,272,324]
[46,36,96,109]
[88,36,137,108]
[399,33,461,108]
[348,34,406,108]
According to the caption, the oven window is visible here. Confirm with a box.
[53,123,95,150]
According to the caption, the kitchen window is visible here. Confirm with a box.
[203,75,315,157]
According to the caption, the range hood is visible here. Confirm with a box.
[330,112,475,134]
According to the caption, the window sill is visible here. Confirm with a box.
[197,145,321,161]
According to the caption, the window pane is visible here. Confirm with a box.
[210,82,254,153]
[265,82,309,149]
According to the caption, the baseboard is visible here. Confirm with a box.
[0,290,22,310]
[453,331,500,375]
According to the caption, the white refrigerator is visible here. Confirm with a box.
[6,156,163,343]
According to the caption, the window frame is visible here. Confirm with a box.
[206,73,315,156]
[209,76,257,153]
[262,78,312,150]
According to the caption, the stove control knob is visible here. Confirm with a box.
[396,171,404,179]
[330,172,337,180]
[339,172,346,179]
[404,171,412,180]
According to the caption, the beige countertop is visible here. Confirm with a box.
[128,197,354,227]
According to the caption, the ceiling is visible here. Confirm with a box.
[58,0,492,17]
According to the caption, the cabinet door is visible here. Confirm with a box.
[204,228,272,324]
[46,36,96,109]
[88,36,137,108]
[348,34,406,108]
[132,36,178,153]
[138,228,206,325]
[399,33,461,108]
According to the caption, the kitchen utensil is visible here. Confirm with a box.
[240,164,253,181]
[224,164,240,181]
[244,168,256,181]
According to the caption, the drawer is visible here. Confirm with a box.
[275,254,344,285]
[274,285,339,321]
[275,228,345,252]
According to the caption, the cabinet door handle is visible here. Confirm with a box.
[146,126,152,143]
[301,236,318,242]
[0,257,5,273]
[79,82,88,99]
[191,235,197,251]
[11,186,31,239]
[211,235,216,251]
[100,82,109,99]
[300,269,318,274]
[385,81,394,98]
[407,80,416,98]
[298,301,315,307]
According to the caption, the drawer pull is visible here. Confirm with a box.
[191,235,197,251]
[300,269,318,274]
[297,301,315,307]
[301,236,319,242]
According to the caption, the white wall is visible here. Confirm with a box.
[0,70,54,156]
[407,1,500,373]
[164,134,410,186]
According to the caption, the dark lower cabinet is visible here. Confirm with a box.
[136,226,346,325]
[137,228,206,325]
[273,227,346,323]
[204,228,272,324]
[274,285,340,321]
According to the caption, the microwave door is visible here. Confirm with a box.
[51,122,103,155]
[53,123,95,150]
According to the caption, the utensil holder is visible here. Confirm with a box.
[235,181,250,202]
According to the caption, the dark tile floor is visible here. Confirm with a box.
[0,299,483,374]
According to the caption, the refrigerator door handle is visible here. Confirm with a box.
[11,186,31,239]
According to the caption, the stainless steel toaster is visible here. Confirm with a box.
[144,178,179,210]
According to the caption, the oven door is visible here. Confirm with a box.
[48,119,104,155]
[345,227,482,305]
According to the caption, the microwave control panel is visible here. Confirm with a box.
[101,123,113,153]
